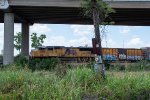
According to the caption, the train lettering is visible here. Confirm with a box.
[65,48,77,56]
[119,54,126,60]
[103,55,117,60]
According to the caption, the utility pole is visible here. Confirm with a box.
[92,0,105,78]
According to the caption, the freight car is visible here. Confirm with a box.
[30,46,150,62]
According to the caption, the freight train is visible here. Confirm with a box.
[30,46,150,62]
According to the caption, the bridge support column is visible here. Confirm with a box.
[21,23,29,58]
[3,13,14,65]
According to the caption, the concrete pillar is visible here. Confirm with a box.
[21,23,29,58]
[3,13,14,65]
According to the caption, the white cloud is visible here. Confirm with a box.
[132,26,142,29]
[127,37,144,48]
[44,35,119,49]
[30,24,51,35]
[102,38,117,48]
[0,24,4,47]
[14,24,21,34]
[44,36,66,46]
[69,37,92,47]
[119,26,130,34]
[119,26,142,35]
[44,36,92,47]
[70,25,93,36]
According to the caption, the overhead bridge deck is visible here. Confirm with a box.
[0,0,150,25]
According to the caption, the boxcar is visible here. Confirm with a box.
[102,48,118,61]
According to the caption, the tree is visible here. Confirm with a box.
[82,0,115,77]
[14,32,46,52]
[31,33,46,49]
[14,32,22,53]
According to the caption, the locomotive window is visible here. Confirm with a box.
[46,46,64,49]
[79,48,92,51]
[54,46,64,49]
[47,48,53,50]
[55,47,62,49]
[38,48,46,50]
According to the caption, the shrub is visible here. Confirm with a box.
[29,58,60,71]
[126,60,150,71]
[14,55,28,68]
[107,60,150,71]
[86,61,95,70]
[109,63,125,71]
[103,60,111,70]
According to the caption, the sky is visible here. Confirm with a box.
[0,23,150,55]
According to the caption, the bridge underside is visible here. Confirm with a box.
[0,7,150,26]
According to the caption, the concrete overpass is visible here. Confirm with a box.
[0,0,150,64]
[1,0,150,25]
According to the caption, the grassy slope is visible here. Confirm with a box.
[0,68,150,100]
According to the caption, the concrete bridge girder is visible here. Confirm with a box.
[21,22,29,58]
[3,12,30,65]
[3,13,14,65]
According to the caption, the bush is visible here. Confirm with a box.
[108,60,150,71]
[29,58,60,71]
[14,55,28,68]
[109,63,125,71]
[126,60,150,71]
[103,60,111,70]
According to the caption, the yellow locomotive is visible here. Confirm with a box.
[30,46,95,62]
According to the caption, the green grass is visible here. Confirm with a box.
[0,67,150,100]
